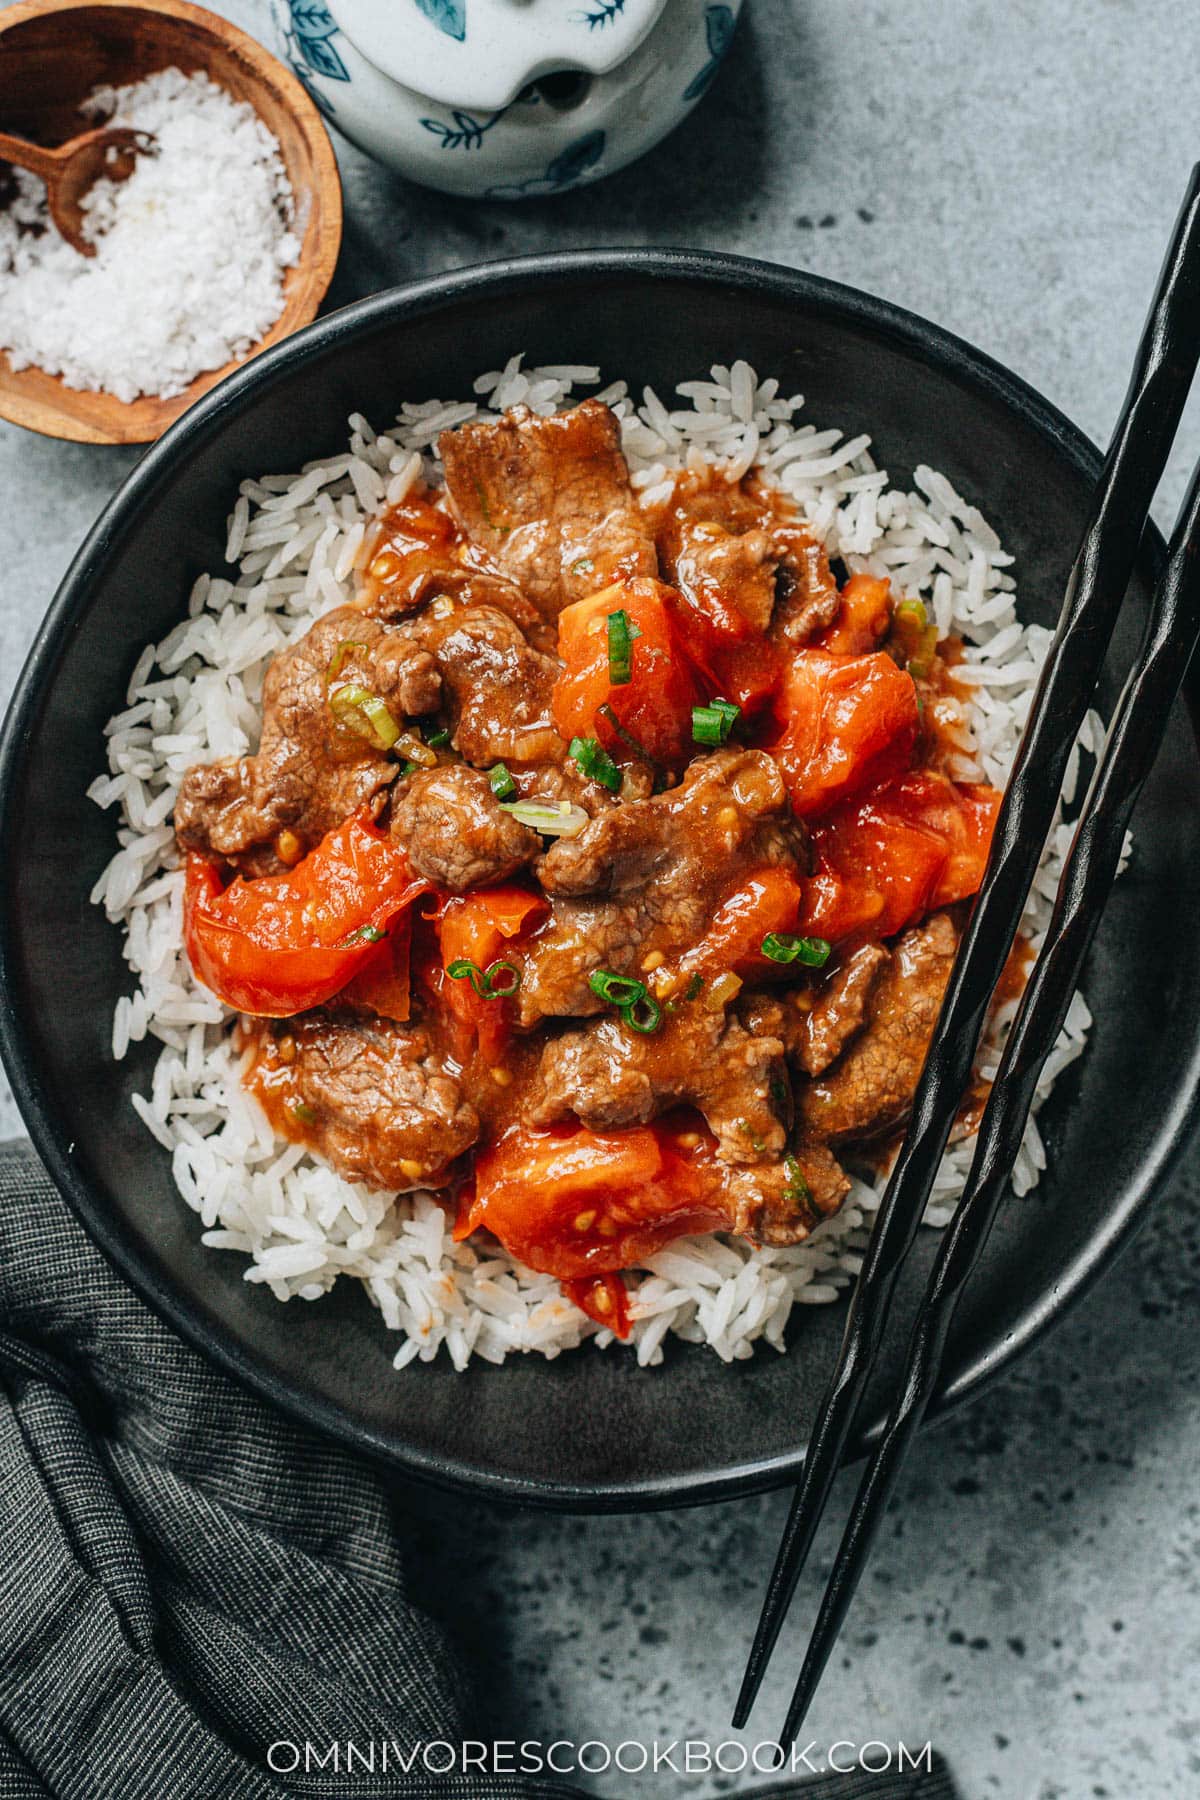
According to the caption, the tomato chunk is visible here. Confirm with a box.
[815,572,892,655]
[772,649,920,819]
[433,883,549,1059]
[798,770,1001,944]
[459,1115,734,1282]
[553,578,702,770]
[184,816,432,1018]
[680,866,805,980]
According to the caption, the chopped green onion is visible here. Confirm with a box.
[783,1152,812,1203]
[446,957,522,1000]
[571,556,595,577]
[340,923,386,947]
[483,959,520,998]
[761,932,832,968]
[623,994,662,1035]
[895,598,927,628]
[738,1119,767,1154]
[329,683,402,751]
[684,973,704,1002]
[425,726,451,748]
[325,640,368,686]
[569,735,622,793]
[588,969,663,1034]
[500,798,589,837]
[607,608,634,685]
[692,699,740,746]
[398,759,420,778]
[588,970,647,1008]
[489,762,517,801]
[288,1100,317,1126]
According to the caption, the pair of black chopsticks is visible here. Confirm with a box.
[734,163,1200,1747]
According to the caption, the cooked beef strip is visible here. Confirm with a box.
[732,1146,851,1245]
[771,537,842,645]
[245,1013,479,1192]
[392,763,541,891]
[739,943,888,1086]
[658,498,778,635]
[519,748,808,1022]
[412,604,564,768]
[797,910,959,1145]
[438,399,657,619]
[528,1002,791,1165]
[174,609,420,873]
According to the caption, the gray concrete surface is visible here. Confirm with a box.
[2,2,1199,1795]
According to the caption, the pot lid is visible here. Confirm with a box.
[333,0,668,111]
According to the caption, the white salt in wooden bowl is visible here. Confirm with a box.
[0,0,343,445]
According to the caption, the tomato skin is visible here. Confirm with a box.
[680,866,805,980]
[772,649,920,820]
[340,911,414,1021]
[815,572,892,655]
[433,884,549,1059]
[459,1114,732,1281]
[184,817,431,1017]
[797,770,1001,944]
[553,578,702,769]
[562,1274,632,1339]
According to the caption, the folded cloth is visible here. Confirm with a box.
[0,1140,961,1800]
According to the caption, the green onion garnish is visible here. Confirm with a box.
[571,556,595,577]
[489,762,517,801]
[569,735,622,793]
[500,798,589,837]
[325,640,368,686]
[607,609,634,685]
[398,759,420,778]
[588,970,647,1007]
[588,969,663,1034]
[329,683,402,751]
[447,957,522,999]
[288,1100,317,1126]
[625,994,662,1035]
[340,923,386,947]
[692,698,741,746]
[425,726,451,748]
[783,1152,812,1203]
[761,932,832,967]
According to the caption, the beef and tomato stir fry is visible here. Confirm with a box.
[176,399,1000,1337]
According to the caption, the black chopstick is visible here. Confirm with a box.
[776,445,1200,1744]
[733,161,1200,1738]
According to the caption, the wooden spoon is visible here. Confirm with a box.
[0,124,155,256]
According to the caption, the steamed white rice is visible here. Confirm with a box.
[88,358,1103,1369]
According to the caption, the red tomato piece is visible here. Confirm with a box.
[561,1274,633,1339]
[797,770,1002,944]
[771,649,920,819]
[553,578,703,770]
[679,866,805,979]
[815,572,893,655]
[459,1114,733,1281]
[340,910,415,1021]
[184,816,432,1018]
[434,884,549,1060]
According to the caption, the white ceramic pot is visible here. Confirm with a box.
[270,0,742,198]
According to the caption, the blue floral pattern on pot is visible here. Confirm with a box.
[420,107,508,150]
[573,0,627,27]
[415,0,467,41]
[486,129,606,199]
[270,0,743,198]
[683,3,734,100]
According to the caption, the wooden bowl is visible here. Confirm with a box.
[0,0,343,445]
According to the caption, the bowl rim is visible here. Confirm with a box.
[0,0,344,447]
[1,246,1196,1511]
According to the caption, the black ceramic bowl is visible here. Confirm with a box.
[2,251,1198,1512]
